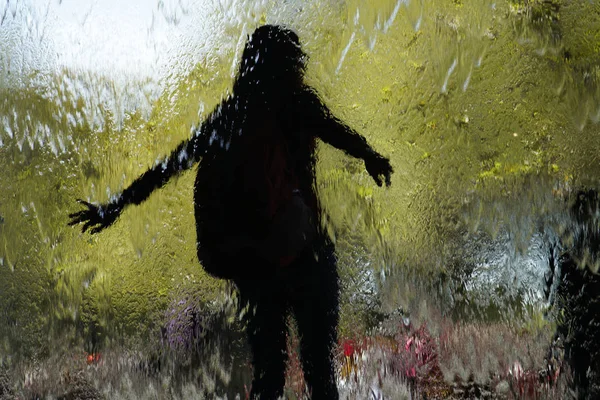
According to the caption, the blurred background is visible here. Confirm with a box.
[1,0,600,398]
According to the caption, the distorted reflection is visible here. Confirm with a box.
[2,0,600,399]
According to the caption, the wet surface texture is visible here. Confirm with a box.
[2,0,600,398]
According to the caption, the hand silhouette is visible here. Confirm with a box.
[365,154,393,187]
[68,199,121,234]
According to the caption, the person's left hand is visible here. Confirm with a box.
[365,154,393,187]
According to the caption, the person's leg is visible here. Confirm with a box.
[290,239,340,399]
[237,279,289,400]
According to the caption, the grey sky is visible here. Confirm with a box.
[1,0,219,80]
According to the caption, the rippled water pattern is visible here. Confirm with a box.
[1,0,600,398]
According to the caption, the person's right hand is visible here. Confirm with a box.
[365,154,393,187]
[68,199,121,234]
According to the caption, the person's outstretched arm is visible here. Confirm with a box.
[300,89,393,187]
[69,123,209,234]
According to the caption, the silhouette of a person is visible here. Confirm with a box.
[70,25,393,399]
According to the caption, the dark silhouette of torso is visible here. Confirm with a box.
[194,87,322,276]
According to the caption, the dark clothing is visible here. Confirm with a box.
[236,237,340,400]
[194,89,322,280]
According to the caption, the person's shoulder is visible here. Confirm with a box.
[216,93,239,114]
[290,86,324,114]
[295,85,319,101]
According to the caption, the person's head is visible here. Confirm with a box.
[234,25,307,96]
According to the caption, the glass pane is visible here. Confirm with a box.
[1,0,599,398]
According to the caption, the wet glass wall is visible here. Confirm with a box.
[1,0,600,398]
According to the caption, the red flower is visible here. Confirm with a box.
[343,339,356,357]
[85,352,101,365]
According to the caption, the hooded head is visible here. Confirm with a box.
[234,25,307,97]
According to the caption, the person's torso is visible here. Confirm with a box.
[194,95,319,236]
